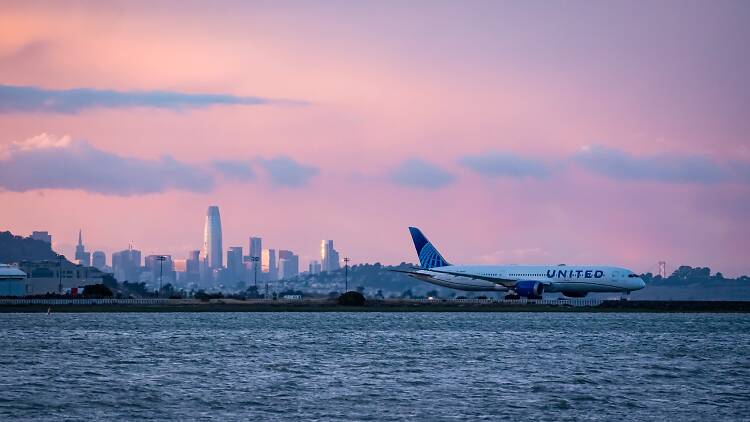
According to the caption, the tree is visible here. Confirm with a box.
[245,285,261,298]
[81,284,113,298]
[161,283,175,297]
[102,274,118,289]
[122,281,148,297]
[195,290,223,301]
[338,291,366,306]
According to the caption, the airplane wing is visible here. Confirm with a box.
[423,268,518,288]
[389,267,544,290]
[387,268,423,275]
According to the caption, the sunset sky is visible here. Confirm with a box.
[1,1,748,275]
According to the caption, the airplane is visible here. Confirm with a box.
[396,227,646,299]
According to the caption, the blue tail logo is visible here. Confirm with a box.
[409,227,450,269]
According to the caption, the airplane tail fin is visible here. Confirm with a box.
[409,227,450,269]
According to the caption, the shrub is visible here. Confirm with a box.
[337,291,366,306]
[81,284,114,298]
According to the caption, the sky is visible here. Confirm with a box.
[1,0,749,275]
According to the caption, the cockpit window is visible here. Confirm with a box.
[627,274,639,278]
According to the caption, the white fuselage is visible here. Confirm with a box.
[411,264,646,293]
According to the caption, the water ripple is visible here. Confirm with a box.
[0,312,748,421]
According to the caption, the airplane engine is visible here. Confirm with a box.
[514,280,544,298]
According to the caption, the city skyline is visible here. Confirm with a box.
[24,209,357,276]
[21,208,339,277]
[1,2,749,276]
[35,204,331,287]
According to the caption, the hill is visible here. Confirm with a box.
[0,231,60,264]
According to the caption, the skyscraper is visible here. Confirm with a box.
[112,246,141,282]
[309,260,322,275]
[248,236,262,276]
[202,206,223,269]
[92,251,106,270]
[278,250,299,279]
[75,229,91,267]
[145,255,174,284]
[262,248,277,281]
[321,240,340,272]
[227,246,245,282]
[185,250,201,283]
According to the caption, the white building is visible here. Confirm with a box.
[4,261,106,296]
[0,264,27,296]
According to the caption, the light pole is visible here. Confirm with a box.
[155,255,166,297]
[58,254,65,294]
[344,257,350,293]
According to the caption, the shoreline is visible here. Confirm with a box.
[1,300,749,313]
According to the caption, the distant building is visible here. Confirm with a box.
[145,255,174,286]
[173,259,187,273]
[262,248,277,281]
[249,237,262,259]
[30,231,52,244]
[112,247,142,282]
[202,206,223,269]
[308,260,322,275]
[186,250,201,275]
[175,251,200,285]
[0,264,27,296]
[321,240,340,272]
[247,237,262,278]
[278,250,299,279]
[15,260,105,296]
[92,251,106,270]
[227,246,245,282]
[74,229,91,267]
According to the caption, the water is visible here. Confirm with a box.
[1,312,749,421]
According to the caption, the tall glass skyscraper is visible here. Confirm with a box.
[321,240,340,272]
[203,206,223,269]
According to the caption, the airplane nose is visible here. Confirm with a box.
[635,278,646,290]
